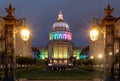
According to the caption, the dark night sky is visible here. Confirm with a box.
[0,0,120,47]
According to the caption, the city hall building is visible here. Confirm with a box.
[0,3,88,68]
[32,11,88,68]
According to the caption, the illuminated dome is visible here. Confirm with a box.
[51,10,70,31]
[49,10,72,41]
[52,22,70,31]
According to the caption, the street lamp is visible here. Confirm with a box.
[15,19,30,81]
[89,4,116,81]
[21,27,30,41]
[90,19,112,81]
[89,18,106,81]
[21,19,30,42]
[98,54,103,59]
[90,26,99,41]
[3,4,30,81]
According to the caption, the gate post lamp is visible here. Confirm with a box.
[90,26,99,41]
[89,18,106,81]
[21,19,30,42]
[3,4,30,81]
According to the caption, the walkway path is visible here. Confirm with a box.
[19,79,101,81]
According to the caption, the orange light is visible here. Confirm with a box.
[90,27,98,41]
[21,27,30,41]
[98,54,103,59]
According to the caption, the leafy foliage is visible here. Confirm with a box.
[16,56,41,66]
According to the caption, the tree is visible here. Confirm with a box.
[69,56,76,65]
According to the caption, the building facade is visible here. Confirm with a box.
[48,11,73,67]
[0,17,5,52]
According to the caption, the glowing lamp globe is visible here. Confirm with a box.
[98,54,103,59]
[90,28,98,41]
[90,56,94,59]
[21,27,30,41]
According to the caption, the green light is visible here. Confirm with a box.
[73,50,82,59]
[80,55,87,59]
[39,50,48,60]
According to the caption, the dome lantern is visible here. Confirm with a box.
[57,10,64,21]
[51,10,70,31]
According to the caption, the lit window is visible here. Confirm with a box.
[55,33,58,39]
[59,34,62,39]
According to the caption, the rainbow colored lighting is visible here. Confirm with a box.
[49,31,72,41]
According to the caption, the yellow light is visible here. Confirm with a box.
[98,54,102,59]
[90,56,94,59]
[21,27,30,41]
[90,27,98,41]
[109,52,112,56]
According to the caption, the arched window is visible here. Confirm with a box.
[55,33,58,39]
[52,33,54,40]
[63,34,66,39]
[70,33,72,40]
[65,33,68,40]
[59,34,62,39]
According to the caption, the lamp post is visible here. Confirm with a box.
[20,18,30,42]
[90,4,116,81]
[3,4,30,81]
[89,18,106,81]
[89,25,99,42]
